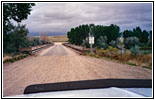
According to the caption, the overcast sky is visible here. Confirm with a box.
[22,3,152,36]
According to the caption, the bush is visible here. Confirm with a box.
[107,46,118,53]
[124,37,139,49]
[3,54,29,63]
[140,46,152,50]
[96,36,108,49]
[109,40,116,47]
[130,45,139,58]
[141,54,152,67]
[122,50,131,61]
[96,46,119,58]
[116,38,122,49]
[96,48,105,56]
[10,59,15,62]
[94,42,152,69]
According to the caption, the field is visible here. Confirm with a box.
[32,35,68,42]
[48,36,68,42]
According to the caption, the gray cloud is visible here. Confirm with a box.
[22,3,152,35]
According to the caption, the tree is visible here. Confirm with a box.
[6,24,29,52]
[147,30,152,47]
[3,3,35,23]
[67,24,120,46]
[3,3,35,52]
[133,27,142,38]
[123,30,133,38]
[67,24,89,45]
[104,24,120,43]
[140,30,149,44]
[123,27,149,45]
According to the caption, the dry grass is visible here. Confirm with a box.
[3,53,29,63]
[95,48,152,69]
[48,36,68,42]
[31,35,68,42]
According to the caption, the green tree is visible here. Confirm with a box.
[67,24,89,45]
[3,3,35,23]
[3,3,35,52]
[140,30,149,44]
[104,24,120,43]
[133,27,142,38]
[123,30,133,38]
[6,24,29,52]
[147,30,152,47]
[67,24,120,47]
[123,27,149,45]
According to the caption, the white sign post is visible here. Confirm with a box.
[89,36,94,54]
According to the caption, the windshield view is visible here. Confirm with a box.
[2,2,153,98]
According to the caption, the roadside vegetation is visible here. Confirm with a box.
[3,3,51,63]
[67,24,152,69]
[3,53,30,63]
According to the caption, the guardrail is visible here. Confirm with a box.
[19,44,53,54]
[62,43,96,55]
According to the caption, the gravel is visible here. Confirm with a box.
[3,43,152,97]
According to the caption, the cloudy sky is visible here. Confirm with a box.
[22,3,152,36]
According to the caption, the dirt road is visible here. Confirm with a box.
[3,43,152,96]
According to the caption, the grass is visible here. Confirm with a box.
[87,50,152,69]
[31,35,68,42]
[3,53,30,63]
[139,49,152,55]
[125,62,137,66]
[48,36,68,42]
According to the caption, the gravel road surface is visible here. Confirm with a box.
[3,43,152,96]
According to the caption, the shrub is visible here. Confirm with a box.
[116,38,122,49]
[124,37,139,49]
[94,44,152,69]
[14,57,18,61]
[96,46,119,58]
[10,59,15,62]
[96,36,108,49]
[141,54,152,67]
[130,45,140,58]
[109,40,116,47]
[122,50,131,61]
[96,48,105,56]
[105,46,117,57]
[107,46,118,54]
[140,46,152,50]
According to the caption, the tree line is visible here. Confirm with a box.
[67,24,152,49]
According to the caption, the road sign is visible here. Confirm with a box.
[89,37,94,44]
